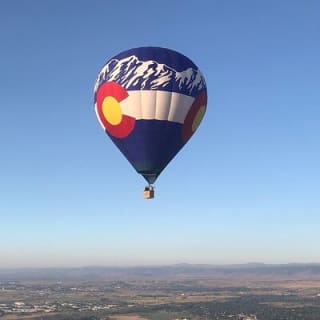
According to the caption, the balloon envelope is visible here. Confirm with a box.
[94,47,207,184]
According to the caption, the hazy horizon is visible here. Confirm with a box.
[2,260,320,270]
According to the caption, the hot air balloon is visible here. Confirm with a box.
[94,47,207,198]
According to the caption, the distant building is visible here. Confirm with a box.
[14,302,25,306]
[238,315,257,320]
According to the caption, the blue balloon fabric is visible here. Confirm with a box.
[94,47,207,184]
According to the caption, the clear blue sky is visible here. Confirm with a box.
[1,0,319,268]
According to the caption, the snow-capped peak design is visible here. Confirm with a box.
[95,55,206,97]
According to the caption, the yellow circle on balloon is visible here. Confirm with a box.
[102,96,122,125]
[192,105,206,132]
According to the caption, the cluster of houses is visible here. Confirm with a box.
[0,301,118,316]
[0,301,55,314]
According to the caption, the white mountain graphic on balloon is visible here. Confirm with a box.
[95,55,206,96]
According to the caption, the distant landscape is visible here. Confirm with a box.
[1,263,320,281]
[1,264,320,320]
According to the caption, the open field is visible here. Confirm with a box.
[0,313,60,320]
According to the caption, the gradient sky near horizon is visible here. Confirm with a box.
[1,0,319,268]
